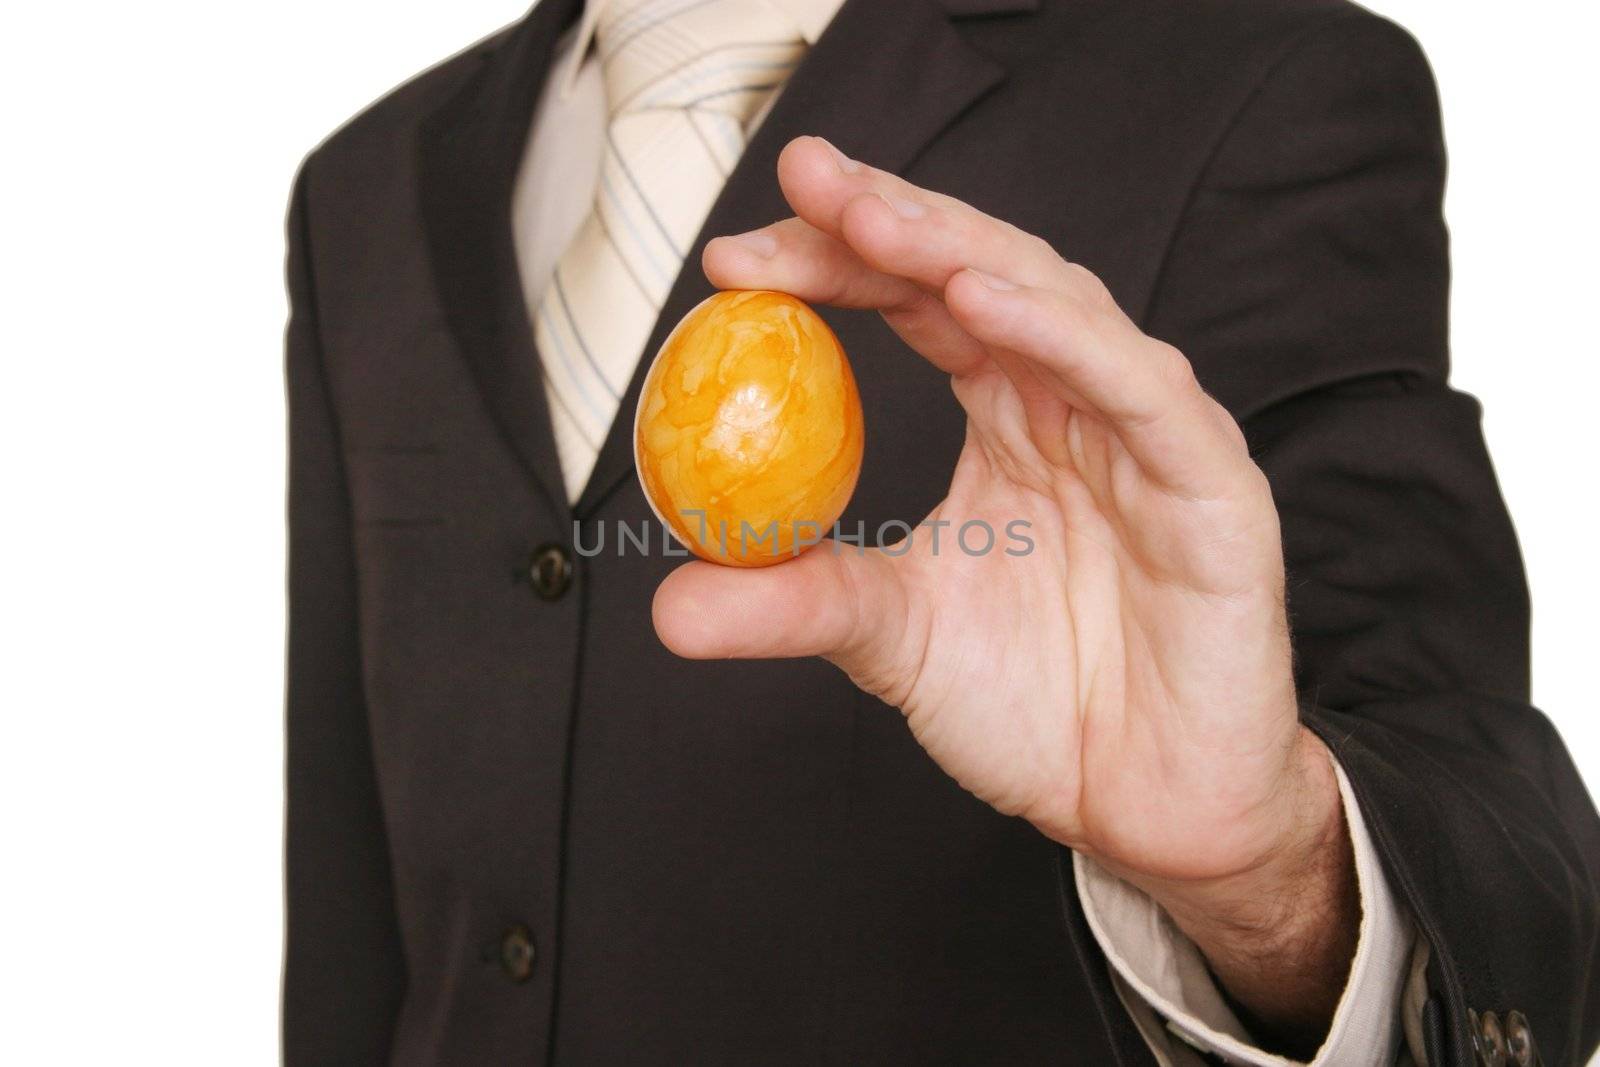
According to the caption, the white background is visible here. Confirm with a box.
[2,1,1595,1062]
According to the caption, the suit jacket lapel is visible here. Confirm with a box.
[416,0,584,521]
[573,0,1026,516]
[416,0,1031,522]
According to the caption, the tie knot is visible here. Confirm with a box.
[596,0,807,122]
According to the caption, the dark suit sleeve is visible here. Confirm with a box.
[283,161,407,1064]
[1141,13,1600,1066]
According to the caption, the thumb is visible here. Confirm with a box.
[651,541,904,670]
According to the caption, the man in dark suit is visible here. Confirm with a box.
[283,0,1600,1063]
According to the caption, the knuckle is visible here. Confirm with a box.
[1021,231,1058,262]
[1062,261,1113,306]
[884,284,938,317]
[1243,463,1277,513]
[1061,259,1096,286]
[1151,341,1198,390]
[1208,396,1250,451]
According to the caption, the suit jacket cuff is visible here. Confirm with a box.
[1072,752,1417,1066]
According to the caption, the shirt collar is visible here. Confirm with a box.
[559,0,845,97]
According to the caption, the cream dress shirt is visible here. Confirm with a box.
[510,2,1425,1063]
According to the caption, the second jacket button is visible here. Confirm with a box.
[527,543,573,600]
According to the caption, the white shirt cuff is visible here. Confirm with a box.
[1073,753,1416,1066]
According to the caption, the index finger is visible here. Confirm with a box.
[777,136,1073,295]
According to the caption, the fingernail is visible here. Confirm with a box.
[967,267,1018,291]
[818,137,861,173]
[727,230,778,258]
[877,193,927,220]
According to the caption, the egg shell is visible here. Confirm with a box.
[633,290,865,567]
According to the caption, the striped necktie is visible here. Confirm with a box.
[534,0,808,503]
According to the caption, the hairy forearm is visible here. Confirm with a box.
[1108,730,1359,1057]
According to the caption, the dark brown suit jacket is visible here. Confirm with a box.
[284,0,1600,1062]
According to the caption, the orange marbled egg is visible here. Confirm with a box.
[633,290,865,567]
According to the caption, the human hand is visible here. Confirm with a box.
[653,136,1356,1045]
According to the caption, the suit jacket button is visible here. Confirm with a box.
[528,544,573,600]
[1473,1009,1507,1067]
[1504,1011,1537,1067]
[499,924,537,983]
